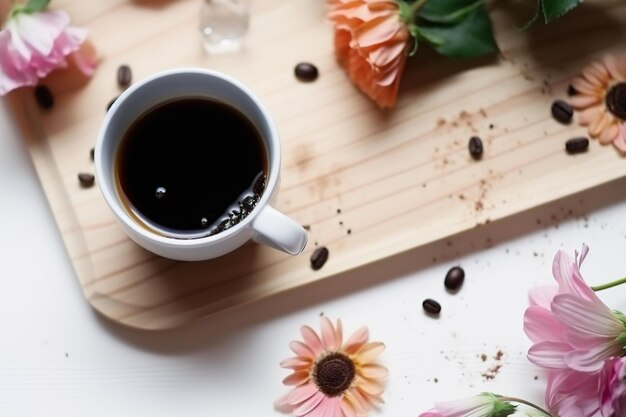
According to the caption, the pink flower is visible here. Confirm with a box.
[1,7,96,95]
[276,317,387,417]
[599,357,626,417]
[418,393,516,417]
[524,245,626,374]
[544,368,603,416]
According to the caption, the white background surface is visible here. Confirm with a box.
[1,96,625,416]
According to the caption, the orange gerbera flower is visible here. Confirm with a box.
[570,54,626,152]
[327,0,410,108]
[276,317,387,417]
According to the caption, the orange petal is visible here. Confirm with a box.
[354,342,385,363]
[281,357,313,370]
[599,121,619,144]
[583,61,610,87]
[604,55,625,81]
[335,319,343,347]
[571,77,602,96]
[589,111,611,138]
[359,363,388,379]
[355,375,384,396]
[578,105,602,126]
[340,397,357,417]
[569,94,601,109]
[368,41,405,68]
[354,14,402,48]
[343,326,369,354]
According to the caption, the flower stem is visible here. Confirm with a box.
[499,396,554,416]
[591,277,626,292]
[410,0,428,14]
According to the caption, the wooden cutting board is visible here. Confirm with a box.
[8,0,626,329]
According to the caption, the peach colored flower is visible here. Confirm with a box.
[327,0,410,108]
[276,317,387,417]
[570,55,626,152]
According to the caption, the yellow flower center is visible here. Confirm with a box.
[606,82,626,120]
[312,352,356,397]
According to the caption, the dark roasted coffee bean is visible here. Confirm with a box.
[565,137,589,154]
[107,96,118,112]
[551,100,573,124]
[78,173,95,188]
[444,266,465,290]
[117,65,132,87]
[90,147,95,161]
[310,246,329,270]
[34,85,54,109]
[468,136,483,160]
[567,85,578,96]
[422,298,441,315]
[294,62,319,82]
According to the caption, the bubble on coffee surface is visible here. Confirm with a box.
[155,186,167,199]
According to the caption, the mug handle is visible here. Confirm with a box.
[251,205,308,255]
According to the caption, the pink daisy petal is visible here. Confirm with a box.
[551,294,622,337]
[577,105,602,126]
[321,316,338,351]
[281,357,313,369]
[291,340,316,358]
[343,326,369,354]
[604,54,626,81]
[340,396,358,417]
[317,396,340,417]
[566,343,625,372]
[571,77,601,95]
[335,319,343,347]
[283,370,311,386]
[301,325,325,356]
[599,122,619,144]
[527,341,571,368]
[569,94,602,109]
[286,383,319,405]
[528,285,558,308]
[524,305,568,343]
[294,391,326,417]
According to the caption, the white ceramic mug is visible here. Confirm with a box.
[95,68,307,261]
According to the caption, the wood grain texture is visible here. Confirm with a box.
[8,0,626,329]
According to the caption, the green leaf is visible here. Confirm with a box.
[417,4,498,58]
[23,0,50,13]
[542,0,582,23]
[418,0,484,24]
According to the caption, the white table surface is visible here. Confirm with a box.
[1,96,625,417]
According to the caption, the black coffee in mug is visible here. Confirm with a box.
[116,97,268,238]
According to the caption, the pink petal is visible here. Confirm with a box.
[321,316,338,351]
[551,294,622,337]
[527,341,571,368]
[613,125,626,152]
[599,122,619,144]
[294,392,326,417]
[10,11,69,57]
[578,105,602,126]
[335,319,343,348]
[566,343,625,372]
[301,325,325,356]
[524,305,567,343]
[291,340,316,358]
[0,29,38,95]
[343,326,369,354]
[286,383,319,405]
[283,370,311,386]
[569,94,601,109]
[318,397,340,417]
[604,55,626,81]
[551,250,595,300]
[528,285,558,308]
[281,357,313,369]
[340,397,357,417]
[572,76,602,95]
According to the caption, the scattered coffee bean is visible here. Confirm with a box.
[551,100,573,124]
[90,147,95,161]
[565,137,589,154]
[34,85,54,109]
[444,266,465,290]
[310,246,329,270]
[107,96,118,112]
[117,64,132,87]
[567,85,578,96]
[78,173,95,188]
[422,298,441,315]
[468,136,483,160]
[294,62,319,82]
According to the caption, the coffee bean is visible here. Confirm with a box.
[565,137,589,154]
[34,85,54,109]
[551,100,573,124]
[444,266,465,290]
[90,147,95,161]
[294,62,318,82]
[567,85,578,96]
[468,136,483,160]
[78,173,95,188]
[117,64,132,87]
[422,298,441,315]
[310,246,329,270]
[107,96,118,112]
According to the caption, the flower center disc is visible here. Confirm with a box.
[606,83,626,120]
[313,352,356,397]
